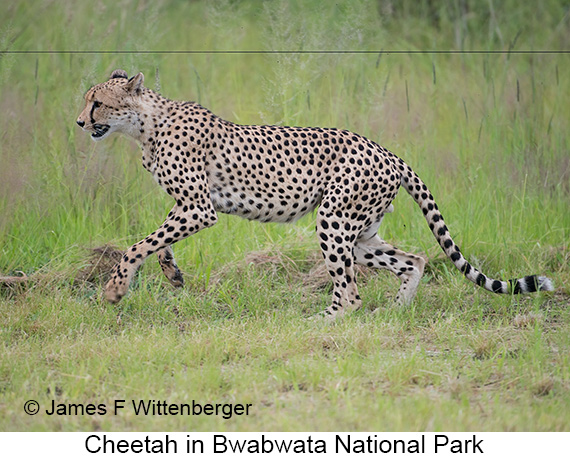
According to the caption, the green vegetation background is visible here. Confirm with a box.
[1,0,569,431]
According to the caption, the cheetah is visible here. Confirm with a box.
[77,69,553,318]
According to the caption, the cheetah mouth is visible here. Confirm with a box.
[91,124,111,139]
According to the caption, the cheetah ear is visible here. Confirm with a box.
[109,69,128,80]
[125,72,144,94]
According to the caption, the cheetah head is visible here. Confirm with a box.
[77,69,145,141]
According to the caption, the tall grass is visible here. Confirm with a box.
[0,0,569,432]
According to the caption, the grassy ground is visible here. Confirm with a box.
[1,0,569,431]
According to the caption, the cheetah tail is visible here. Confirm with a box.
[397,159,554,294]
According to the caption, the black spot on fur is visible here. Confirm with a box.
[524,275,539,293]
[491,280,503,293]
[509,278,522,294]
[461,262,471,275]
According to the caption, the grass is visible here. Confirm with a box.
[1,0,569,431]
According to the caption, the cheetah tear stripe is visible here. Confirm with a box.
[397,158,554,295]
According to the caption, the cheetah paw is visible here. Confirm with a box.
[166,268,184,288]
[104,280,127,303]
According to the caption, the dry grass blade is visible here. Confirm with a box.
[0,271,30,286]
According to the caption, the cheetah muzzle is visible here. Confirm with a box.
[77,70,554,319]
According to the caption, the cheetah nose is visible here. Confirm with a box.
[76,120,85,128]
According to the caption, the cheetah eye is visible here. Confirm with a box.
[93,101,102,108]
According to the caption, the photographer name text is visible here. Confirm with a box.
[40,399,251,420]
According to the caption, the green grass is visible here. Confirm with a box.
[1,0,569,432]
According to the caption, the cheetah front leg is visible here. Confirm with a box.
[105,202,218,303]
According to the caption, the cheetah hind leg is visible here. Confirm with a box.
[310,209,363,321]
[354,235,426,307]
[157,246,184,288]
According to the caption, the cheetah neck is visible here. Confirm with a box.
[123,89,222,176]
[131,89,177,173]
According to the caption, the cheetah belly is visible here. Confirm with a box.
[209,185,323,223]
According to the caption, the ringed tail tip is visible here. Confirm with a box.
[537,276,554,292]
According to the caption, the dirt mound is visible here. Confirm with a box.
[74,245,124,285]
